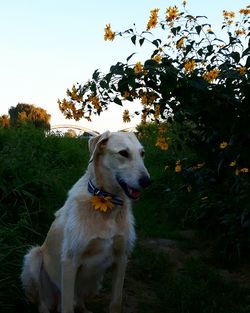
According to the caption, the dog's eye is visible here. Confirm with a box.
[118,150,129,158]
[141,150,145,158]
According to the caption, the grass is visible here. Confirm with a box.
[0,126,250,313]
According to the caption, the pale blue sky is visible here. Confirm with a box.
[0,0,248,131]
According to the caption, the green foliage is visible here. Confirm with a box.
[8,103,51,130]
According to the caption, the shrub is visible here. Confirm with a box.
[58,4,250,261]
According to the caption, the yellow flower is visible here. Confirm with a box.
[123,110,131,123]
[91,196,114,212]
[236,66,247,75]
[146,8,159,31]
[240,168,249,173]
[88,94,102,111]
[134,62,143,73]
[182,1,187,7]
[153,54,162,63]
[176,37,185,49]
[187,185,192,192]
[155,136,169,150]
[175,165,182,173]
[222,10,235,26]
[219,142,228,149]
[166,6,180,21]
[223,10,228,17]
[203,68,220,82]
[184,59,196,73]
[229,161,237,167]
[235,29,246,36]
[239,8,250,15]
[104,24,115,41]
[175,160,182,173]
[223,10,235,19]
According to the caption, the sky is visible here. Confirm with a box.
[0,0,248,132]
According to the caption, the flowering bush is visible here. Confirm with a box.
[58,3,250,260]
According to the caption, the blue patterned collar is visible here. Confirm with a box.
[88,180,123,206]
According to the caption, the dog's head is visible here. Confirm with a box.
[88,131,151,200]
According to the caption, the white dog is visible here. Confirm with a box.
[21,131,150,313]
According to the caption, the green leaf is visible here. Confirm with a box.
[111,84,117,91]
[242,47,250,58]
[196,15,207,19]
[206,45,214,56]
[197,48,203,56]
[139,38,145,46]
[195,25,202,35]
[99,80,107,89]
[131,35,136,45]
[126,53,136,62]
[105,72,112,84]
[90,82,96,93]
[246,55,250,68]
[144,59,157,69]
[171,26,181,36]
[125,28,133,34]
[114,97,123,106]
[152,39,161,47]
[92,69,100,82]
[230,51,240,63]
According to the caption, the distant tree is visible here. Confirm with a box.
[65,129,77,137]
[8,103,51,130]
[0,115,10,128]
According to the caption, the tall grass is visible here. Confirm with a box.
[0,127,88,312]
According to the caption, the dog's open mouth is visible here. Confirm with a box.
[117,178,141,200]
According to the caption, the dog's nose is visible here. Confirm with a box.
[139,175,151,188]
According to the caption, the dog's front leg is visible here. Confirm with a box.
[61,257,77,313]
[110,236,127,313]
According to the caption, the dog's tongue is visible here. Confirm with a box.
[128,187,141,200]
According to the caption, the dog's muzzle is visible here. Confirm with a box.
[117,175,151,200]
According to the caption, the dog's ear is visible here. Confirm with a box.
[88,131,111,162]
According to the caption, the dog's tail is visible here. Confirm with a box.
[21,246,43,304]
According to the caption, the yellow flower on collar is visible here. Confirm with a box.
[91,195,114,212]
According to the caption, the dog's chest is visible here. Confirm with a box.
[81,235,124,270]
